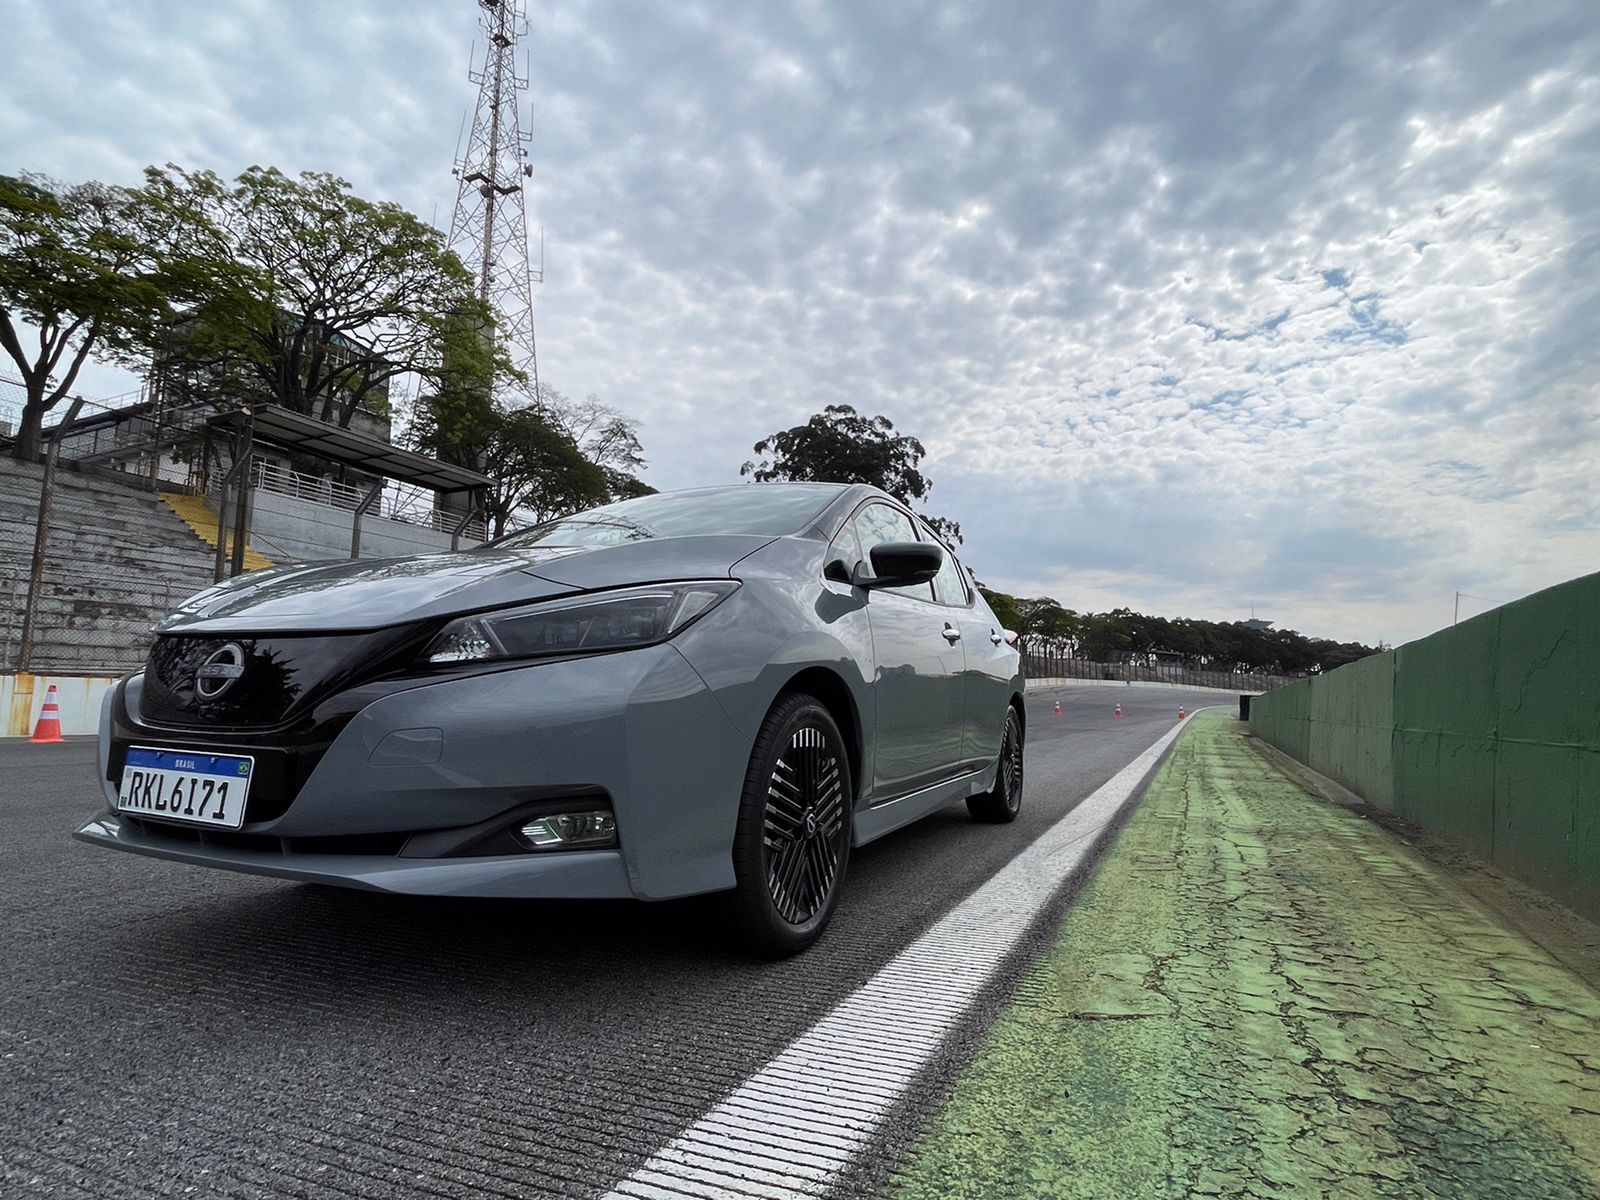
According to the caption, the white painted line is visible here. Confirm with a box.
[603,712,1206,1200]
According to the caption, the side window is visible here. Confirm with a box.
[854,503,933,600]
[826,519,863,581]
[912,516,969,607]
[931,543,970,606]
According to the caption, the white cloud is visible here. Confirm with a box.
[3,0,1597,645]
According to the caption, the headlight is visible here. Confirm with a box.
[422,580,740,665]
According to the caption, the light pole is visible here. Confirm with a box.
[1453,591,1504,625]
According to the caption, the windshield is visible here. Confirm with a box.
[490,484,845,549]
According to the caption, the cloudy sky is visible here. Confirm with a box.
[5,0,1598,645]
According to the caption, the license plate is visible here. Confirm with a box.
[117,747,254,830]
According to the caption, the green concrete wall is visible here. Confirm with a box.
[1250,570,1600,918]
[1310,649,1396,810]
[1251,672,1311,764]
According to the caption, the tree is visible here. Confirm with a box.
[963,590,1380,675]
[743,404,928,497]
[0,173,181,460]
[741,403,961,542]
[410,344,615,537]
[144,164,479,428]
[979,587,1023,634]
[539,386,652,502]
[602,468,657,501]
[412,389,609,538]
[921,514,964,546]
[480,406,610,535]
[981,595,1080,657]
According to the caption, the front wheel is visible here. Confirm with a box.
[727,693,854,957]
[968,706,1024,823]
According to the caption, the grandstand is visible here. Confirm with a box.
[0,375,492,675]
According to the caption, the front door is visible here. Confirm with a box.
[921,524,1013,771]
[853,503,966,801]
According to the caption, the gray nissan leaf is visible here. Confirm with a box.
[76,482,1025,954]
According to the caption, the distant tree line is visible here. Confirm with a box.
[978,591,1382,676]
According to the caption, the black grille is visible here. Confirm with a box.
[141,630,414,730]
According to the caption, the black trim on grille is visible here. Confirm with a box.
[141,625,440,731]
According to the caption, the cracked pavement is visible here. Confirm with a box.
[885,711,1600,1199]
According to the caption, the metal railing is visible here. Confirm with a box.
[246,460,488,542]
[2,377,216,493]
[248,459,368,510]
[1023,653,1302,693]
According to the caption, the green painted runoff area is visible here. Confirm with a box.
[886,713,1600,1200]
[1251,570,1600,918]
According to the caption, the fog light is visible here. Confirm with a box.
[518,810,617,850]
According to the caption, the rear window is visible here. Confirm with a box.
[491,484,844,549]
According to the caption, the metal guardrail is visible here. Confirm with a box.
[1023,654,1302,693]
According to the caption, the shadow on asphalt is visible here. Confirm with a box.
[90,798,987,1011]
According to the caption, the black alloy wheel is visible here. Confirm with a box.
[729,693,853,957]
[968,705,1024,823]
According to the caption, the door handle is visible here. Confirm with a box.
[990,629,1004,645]
[942,624,962,643]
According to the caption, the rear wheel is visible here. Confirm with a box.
[968,705,1024,823]
[728,693,853,957]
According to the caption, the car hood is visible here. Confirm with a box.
[155,535,779,634]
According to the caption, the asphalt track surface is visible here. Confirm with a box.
[1,682,1231,1199]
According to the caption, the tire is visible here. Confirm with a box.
[728,692,854,957]
[968,705,1024,824]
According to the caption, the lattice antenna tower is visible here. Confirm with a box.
[449,0,543,400]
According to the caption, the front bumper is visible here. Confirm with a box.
[74,813,633,897]
[78,643,753,900]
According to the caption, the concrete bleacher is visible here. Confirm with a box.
[0,457,219,674]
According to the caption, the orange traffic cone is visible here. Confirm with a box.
[1114,703,1122,719]
[30,684,64,744]
[1178,707,1187,721]
[1053,700,1062,716]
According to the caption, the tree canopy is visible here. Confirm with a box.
[978,587,1382,676]
[0,173,190,460]
[409,343,641,536]
[480,406,611,535]
[2,161,649,537]
[542,388,652,502]
[740,403,961,541]
[143,164,480,428]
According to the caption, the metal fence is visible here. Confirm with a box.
[1023,652,1301,693]
[0,563,25,671]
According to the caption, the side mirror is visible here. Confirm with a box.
[852,542,942,589]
